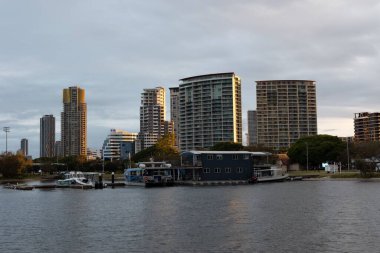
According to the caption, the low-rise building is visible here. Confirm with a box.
[102,129,138,160]
[180,151,271,181]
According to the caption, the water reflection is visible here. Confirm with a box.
[2,181,380,252]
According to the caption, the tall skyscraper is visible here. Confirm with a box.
[169,87,180,147]
[140,87,166,135]
[20,138,28,156]
[247,110,257,146]
[61,86,87,156]
[40,114,55,158]
[178,72,242,151]
[256,80,317,149]
[354,112,380,142]
[137,87,173,152]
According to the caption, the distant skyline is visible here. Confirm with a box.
[0,0,379,157]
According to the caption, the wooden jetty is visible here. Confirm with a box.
[3,183,34,190]
[33,184,93,189]
[176,180,249,186]
[106,182,126,187]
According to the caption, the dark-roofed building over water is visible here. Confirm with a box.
[180,151,271,181]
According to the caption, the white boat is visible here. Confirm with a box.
[254,167,289,183]
[124,162,174,187]
[57,171,94,186]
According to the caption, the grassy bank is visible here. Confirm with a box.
[289,170,380,179]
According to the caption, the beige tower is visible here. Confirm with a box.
[256,80,317,149]
[61,86,87,156]
[140,87,166,136]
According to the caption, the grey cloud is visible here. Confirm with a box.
[0,0,379,156]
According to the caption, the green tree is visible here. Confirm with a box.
[355,159,376,178]
[351,142,380,160]
[0,153,32,178]
[287,135,345,169]
[60,155,87,171]
[132,134,180,165]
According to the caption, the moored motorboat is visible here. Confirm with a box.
[254,167,289,183]
[56,171,93,187]
[124,162,174,187]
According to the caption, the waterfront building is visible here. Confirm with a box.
[102,129,138,160]
[20,138,28,156]
[178,72,242,151]
[180,151,270,181]
[61,86,87,156]
[354,112,380,142]
[40,114,55,158]
[247,110,257,146]
[169,87,180,147]
[255,80,317,149]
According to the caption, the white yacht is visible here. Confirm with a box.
[57,171,93,186]
[254,167,289,183]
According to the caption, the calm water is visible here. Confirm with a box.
[1,181,380,253]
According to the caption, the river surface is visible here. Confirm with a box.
[1,180,380,253]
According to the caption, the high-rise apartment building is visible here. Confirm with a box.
[140,87,165,135]
[178,72,242,151]
[137,87,173,152]
[40,114,55,158]
[169,87,180,147]
[61,86,87,156]
[256,80,317,149]
[247,110,257,146]
[102,129,138,160]
[354,112,380,142]
[20,138,28,156]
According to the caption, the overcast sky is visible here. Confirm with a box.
[0,0,379,158]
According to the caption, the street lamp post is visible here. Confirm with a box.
[3,127,10,154]
[102,149,105,174]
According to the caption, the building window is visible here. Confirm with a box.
[214,168,221,173]
[207,155,213,160]
[216,155,223,160]
[243,154,250,160]
[203,168,210,173]
[237,167,243,173]
[232,154,239,160]
[225,168,231,173]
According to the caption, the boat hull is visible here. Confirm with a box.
[257,174,289,183]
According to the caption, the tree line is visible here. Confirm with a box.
[2,134,380,178]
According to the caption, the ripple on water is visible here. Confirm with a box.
[1,181,380,252]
